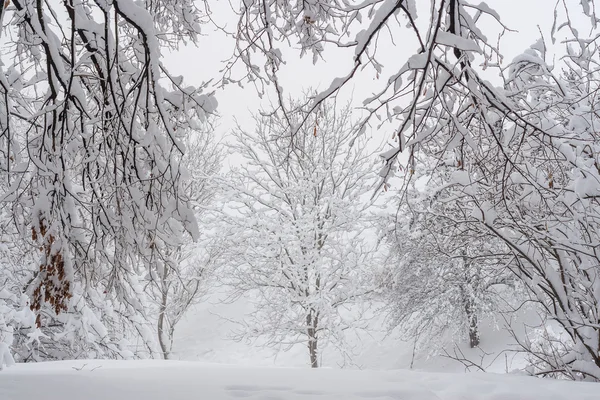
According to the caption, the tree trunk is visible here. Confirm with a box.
[306,309,319,368]
[460,251,480,348]
[158,282,170,360]
[465,298,480,348]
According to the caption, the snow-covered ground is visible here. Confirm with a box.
[1,359,598,400]
[2,292,598,399]
[171,289,529,372]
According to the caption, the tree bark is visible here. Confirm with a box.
[157,287,170,359]
[306,309,319,368]
[158,267,170,360]
[465,298,480,348]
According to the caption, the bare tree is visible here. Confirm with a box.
[219,100,380,368]
[235,0,600,380]
[380,172,518,351]
[146,130,223,359]
[0,0,216,364]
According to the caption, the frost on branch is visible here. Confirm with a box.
[144,130,223,360]
[237,0,600,380]
[219,99,381,368]
[0,0,216,362]
[379,155,521,354]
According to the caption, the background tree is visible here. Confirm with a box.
[379,160,519,352]
[145,130,223,359]
[219,100,380,368]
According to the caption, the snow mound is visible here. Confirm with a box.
[1,360,598,400]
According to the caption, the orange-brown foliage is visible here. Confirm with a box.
[30,218,72,328]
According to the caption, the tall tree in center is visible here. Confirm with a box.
[220,100,380,368]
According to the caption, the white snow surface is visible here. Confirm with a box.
[170,289,530,372]
[1,359,598,400]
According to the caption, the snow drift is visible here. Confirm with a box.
[0,360,597,400]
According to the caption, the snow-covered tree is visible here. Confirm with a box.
[380,169,518,351]
[236,0,600,380]
[0,0,216,365]
[219,100,380,368]
[145,131,223,359]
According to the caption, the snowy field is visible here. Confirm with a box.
[170,289,530,372]
[1,360,598,400]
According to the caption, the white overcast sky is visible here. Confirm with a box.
[163,0,566,168]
